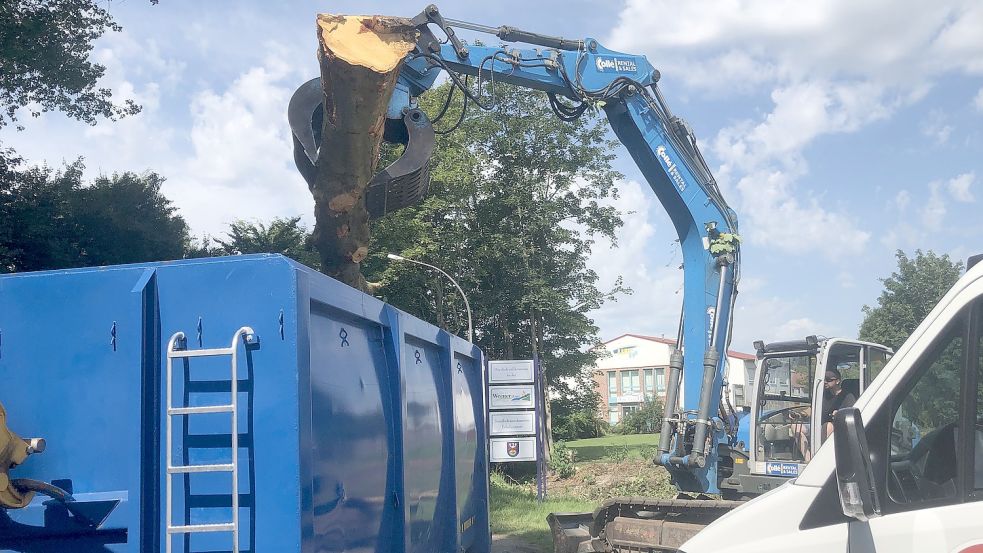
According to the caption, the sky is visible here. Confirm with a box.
[5,0,983,353]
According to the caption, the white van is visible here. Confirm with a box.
[682,254,983,553]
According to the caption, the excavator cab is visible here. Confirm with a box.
[288,77,435,219]
[738,337,893,496]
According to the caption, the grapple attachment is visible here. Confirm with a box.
[288,78,435,219]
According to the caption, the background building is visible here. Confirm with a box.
[593,334,755,425]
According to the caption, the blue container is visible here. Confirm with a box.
[0,255,489,553]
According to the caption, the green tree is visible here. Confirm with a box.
[620,399,664,435]
[73,171,189,265]
[0,0,139,131]
[0,162,189,272]
[203,216,320,268]
[859,250,963,350]
[366,82,629,446]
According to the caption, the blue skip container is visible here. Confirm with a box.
[0,254,489,552]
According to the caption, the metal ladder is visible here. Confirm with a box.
[165,326,255,553]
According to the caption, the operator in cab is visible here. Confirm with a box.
[822,366,856,438]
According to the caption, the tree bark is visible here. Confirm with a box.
[312,14,416,291]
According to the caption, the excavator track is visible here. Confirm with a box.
[549,496,744,553]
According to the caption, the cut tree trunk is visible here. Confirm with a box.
[312,14,417,291]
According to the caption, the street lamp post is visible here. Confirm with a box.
[387,253,474,343]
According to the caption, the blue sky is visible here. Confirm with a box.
[6,0,982,353]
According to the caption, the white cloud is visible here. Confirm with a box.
[947,172,976,202]
[587,179,686,339]
[732,292,833,347]
[895,190,911,211]
[921,181,948,231]
[712,81,875,259]
[975,89,983,112]
[606,0,983,263]
[171,45,312,236]
[608,0,983,87]
[920,110,953,144]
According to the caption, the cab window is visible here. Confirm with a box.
[866,346,892,387]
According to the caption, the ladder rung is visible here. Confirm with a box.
[169,347,233,358]
[168,523,235,534]
[168,405,235,415]
[168,463,234,474]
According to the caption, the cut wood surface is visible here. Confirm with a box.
[312,14,417,291]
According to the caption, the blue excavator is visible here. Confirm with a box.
[284,6,793,552]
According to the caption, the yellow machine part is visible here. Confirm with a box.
[0,400,34,509]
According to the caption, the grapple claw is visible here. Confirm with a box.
[288,78,436,218]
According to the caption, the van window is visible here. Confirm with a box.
[886,314,965,506]
[976,306,983,490]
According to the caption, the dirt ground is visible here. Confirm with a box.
[546,457,675,502]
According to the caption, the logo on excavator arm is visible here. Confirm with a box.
[656,145,687,192]
[594,56,638,73]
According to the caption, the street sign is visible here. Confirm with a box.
[490,437,537,462]
[489,411,536,436]
[488,359,535,384]
[488,385,535,410]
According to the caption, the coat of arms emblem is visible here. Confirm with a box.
[507,441,520,457]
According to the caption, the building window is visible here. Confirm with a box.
[607,371,617,403]
[732,384,745,407]
[621,370,640,396]
[643,368,654,398]
[609,407,619,424]
[622,404,640,416]
[655,368,666,393]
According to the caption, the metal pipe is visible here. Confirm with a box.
[656,308,686,461]
[444,18,584,51]
[444,18,499,34]
[388,254,474,342]
[657,349,684,458]
[688,261,730,466]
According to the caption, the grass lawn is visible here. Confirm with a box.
[489,473,595,551]
[564,433,660,462]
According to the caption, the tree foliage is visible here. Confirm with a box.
[859,250,964,350]
[0,0,139,130]
[0,161,189,272]
[618,399,664,435]
[365,82,629,429]
[192,217,320,269]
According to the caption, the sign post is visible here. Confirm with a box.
[533,355,545,502]
[487,358,546,500]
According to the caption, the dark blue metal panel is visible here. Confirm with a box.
[401,333,445,553]
[307,301,391,551]
[451,349,482,551]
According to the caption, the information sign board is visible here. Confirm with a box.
[488,359,535,384]
[489,411,536,436]
[490,437,537,462]
[488,385,535,410]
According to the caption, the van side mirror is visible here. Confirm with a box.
[833,407,880,521]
